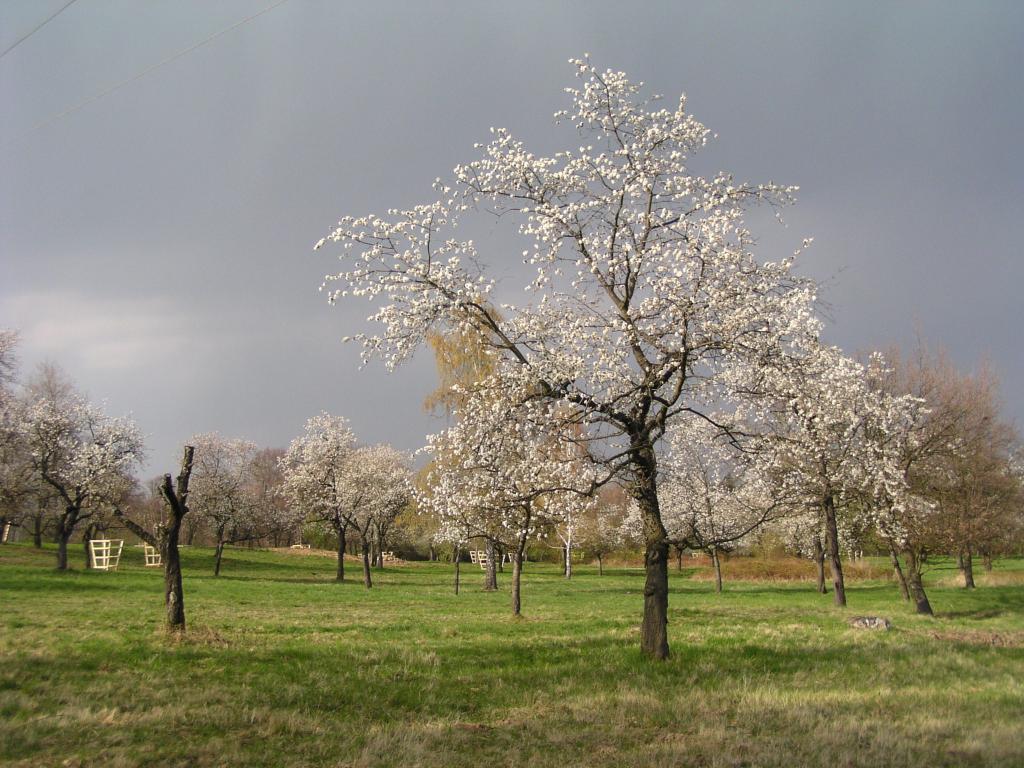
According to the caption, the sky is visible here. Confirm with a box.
[2,1,1022,474]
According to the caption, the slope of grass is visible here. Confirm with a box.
[1,543,1022,767]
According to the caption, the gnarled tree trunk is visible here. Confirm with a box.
[160,446,194,632]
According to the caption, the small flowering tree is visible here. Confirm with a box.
[661,417,788,593]
[188,433,263,576]
[773,507,830,593]
[340,444,413,587]
[751,344,908,607]
[281,418,411,589]
[15,375,144,570]
[315,57,819,658]
[280,413,357,581]
[420,392,594,615]
[576,490,630,575]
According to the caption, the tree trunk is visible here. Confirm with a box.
[888,543,910,601]
[511,551,523,616]
[335,523,347,581]
[962,549,975,589]
[83,525,94,569]
[813,534,827,594]
[55,507,79,571]
[484,540,498,591]
[371,538,382,569]
[676,545,683,572]
[214,537,225,576]
[711,548,723,593]
[904,548,933,616]
[633,440,669,660]
[57,531,70,570]
[983,554,993,572]
[361,545,373,589]
[597,552,604,576]
[453,545,461,595]
[163,531,186,630]
[822,495,846,607]
[162,446,194,632]
[564,541,572,579]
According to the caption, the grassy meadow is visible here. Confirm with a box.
[1,543,1022,767]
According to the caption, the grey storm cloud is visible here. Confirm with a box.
[2,0,1022,473]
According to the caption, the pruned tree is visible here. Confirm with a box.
[116,446,195,631]
[315,57,820,658]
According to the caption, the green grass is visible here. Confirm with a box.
[1,544,1022,767]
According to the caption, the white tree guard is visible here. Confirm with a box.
[89,539,124,571]
[143,544,161,567]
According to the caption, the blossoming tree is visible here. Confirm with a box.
[281,415,412,588]
[16,376,143,570]
[660,417,789,593]
[316,57,819,658]
[280,413,357,581]
[750,344,910,607]
[420,392,593,615]
[188,433,268,576]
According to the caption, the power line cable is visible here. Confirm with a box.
[6,0,290,147]
[0,0,78,61]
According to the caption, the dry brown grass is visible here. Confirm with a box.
[933,569,1024,588]
[687,554,891,582]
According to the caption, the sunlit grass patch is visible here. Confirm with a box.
[1,543,1022,767]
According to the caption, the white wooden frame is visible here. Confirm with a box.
[143,543,161,567]
[89,539,124,571]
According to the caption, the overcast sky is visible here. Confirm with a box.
[2,1,1022,474]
